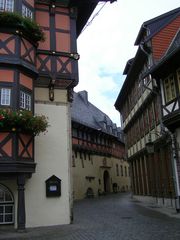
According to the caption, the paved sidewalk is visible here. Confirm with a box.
[0,193,180,240]
[132,198,180,220]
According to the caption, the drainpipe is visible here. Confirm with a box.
[159,79,180,212]
[170,133,180,212]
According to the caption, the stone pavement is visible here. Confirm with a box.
[1,193,180,240]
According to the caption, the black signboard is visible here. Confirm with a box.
[46,175,61,197]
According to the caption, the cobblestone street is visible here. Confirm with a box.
[1,193,180,240]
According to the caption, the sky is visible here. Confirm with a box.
[75,0,180,127]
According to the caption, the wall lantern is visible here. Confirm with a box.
[70,53,80,60]
[46,175,61,197]
[49,85,54,101]
[49,79,55,101]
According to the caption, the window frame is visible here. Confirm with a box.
[0,184,14,225]
[163,74,176,104]
[120,165,123,176]
[177,68,180,93]
[22,3,33,19]
[0,0,14,12]
[116,164,119,176]
[0,88,11,106]
[20,90,31,111]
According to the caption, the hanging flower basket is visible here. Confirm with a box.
[0,109,49,136]
[0,12,45,43]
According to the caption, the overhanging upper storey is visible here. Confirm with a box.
[36,0,116,37]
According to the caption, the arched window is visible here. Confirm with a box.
[0,184,14,224]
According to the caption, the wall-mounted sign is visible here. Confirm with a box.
[45,175,61,197]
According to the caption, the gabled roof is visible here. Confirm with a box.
[135,7,180,45]
[147,28,180,79]
[115,7,180,112]
[71,91,123,141]
[123,58,134,75]
[115,46,147,111]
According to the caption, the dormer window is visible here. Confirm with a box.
[0,0,14,12]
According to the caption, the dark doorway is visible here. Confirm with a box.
[103,170,110,193]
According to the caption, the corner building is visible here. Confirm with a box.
[0,0,115,230]
[115,7,180,210]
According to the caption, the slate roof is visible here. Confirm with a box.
[135,7,180,45]
[71,91,123,141]
[115,7,180,111]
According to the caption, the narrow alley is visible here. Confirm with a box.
[1,193,180,240]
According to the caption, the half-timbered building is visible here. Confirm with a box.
[115,7,180,210]
[148,28,180,209]
[0,0,116,230]
[71,91,130,200]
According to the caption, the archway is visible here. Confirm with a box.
[0,184,14,225]
[103,170,110,193]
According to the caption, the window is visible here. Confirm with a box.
[125,166,127,177]
[177,68,180,93]
[116,164,119,176]
[121,165,123,176]
[163,74,176,103]
[20,91,31,110]
[0,0,14,12]
[72,155,75,167]
[72,128,77,138]
[0,88,11,106]
[0,184,14,225]
[22,4,33,19]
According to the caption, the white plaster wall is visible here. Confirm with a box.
[24,94,71,227]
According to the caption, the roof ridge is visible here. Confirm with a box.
[143,7,180,26]
[135,7,180,45]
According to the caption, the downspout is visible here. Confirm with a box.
[170,133,180,212]
[159,79,180,212]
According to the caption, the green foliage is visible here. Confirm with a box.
[0,109,49,136]
[0,12,45,43]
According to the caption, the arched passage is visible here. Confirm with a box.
[0,184,14,225]
[103,170,110,193]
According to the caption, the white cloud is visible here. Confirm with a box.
[75,0,180,126]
